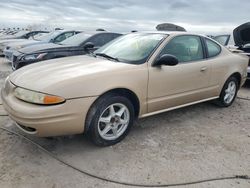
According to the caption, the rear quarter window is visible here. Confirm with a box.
[205,39,221,58]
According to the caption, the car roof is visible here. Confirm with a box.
[129,31,207,37]
[83,31,121,35]
[53,30,82,34]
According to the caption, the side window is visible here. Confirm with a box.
[54,32,74,43]
[205,39,221,58]
[64,32,75,38]
[27,32,37,39]
[159,35,204,62]
[89,34,120,47]
[25,32,35,39]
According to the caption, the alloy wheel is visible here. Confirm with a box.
[224,81,237,104]
[97,103,130,141]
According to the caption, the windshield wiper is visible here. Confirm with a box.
[88,51,96,57]
[95,53,119,62]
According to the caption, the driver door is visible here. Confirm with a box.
[147,35,212,113]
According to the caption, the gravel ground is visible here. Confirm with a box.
[0,57,250,188]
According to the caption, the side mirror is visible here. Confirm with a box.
[153,54,179,66]
[83,42,95,51]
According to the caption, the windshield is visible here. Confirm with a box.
[31,32,49,40]
[36,31,61,42]
[14,31,29,37]
[95,33,166,64]
[60,33,92,46]
[213,35,230,46]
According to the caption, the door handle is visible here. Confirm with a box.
[200,67,207,72]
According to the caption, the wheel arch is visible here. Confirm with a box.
[228,72,242,87]
[84,88,140,132]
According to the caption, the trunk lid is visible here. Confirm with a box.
[233,22,250,47]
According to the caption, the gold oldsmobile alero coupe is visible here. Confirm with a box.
[1,32,249,146]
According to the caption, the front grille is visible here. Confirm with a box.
[16,123,37,134]
[19,125,37,132]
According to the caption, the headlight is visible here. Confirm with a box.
[23,53,47,61]
[14,87,65,105]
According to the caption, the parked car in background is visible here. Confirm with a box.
[3,30,81,60]
[0,30,49,56]
[213,34,231,46]
[0,39,27,56]
[156,23,186,31]
[0,30,49,40]
[0,30,18,37]
[11,32,121,70]
[1,32,248,146]
[213,22,250,80]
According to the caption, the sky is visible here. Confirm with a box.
[0,0,250,35]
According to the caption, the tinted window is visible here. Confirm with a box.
[89,33,121,47]
[54,32,74,43]
[35,31,61,42]
[64,32,75,38]
[26,32,39,39]
[205,39,221,58]
[160,35,204,62]
[60,33,92,46]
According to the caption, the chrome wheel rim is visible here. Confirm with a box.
[224,81,237,104]
[98,103,130,141]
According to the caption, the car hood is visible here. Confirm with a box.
[233,22,250,46]
[9,55,140,98]
[0,36,16,40]
[8,40,41,49]
[0,39,27,45]
[18,43,74,54]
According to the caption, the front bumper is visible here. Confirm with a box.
[1,79,97,137]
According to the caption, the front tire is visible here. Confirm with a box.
[86,93,135,146]
[216,76,239,107]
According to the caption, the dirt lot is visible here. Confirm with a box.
[0,57,250,188]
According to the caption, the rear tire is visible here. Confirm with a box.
[86,93,135,147]
[215,76,239,107]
